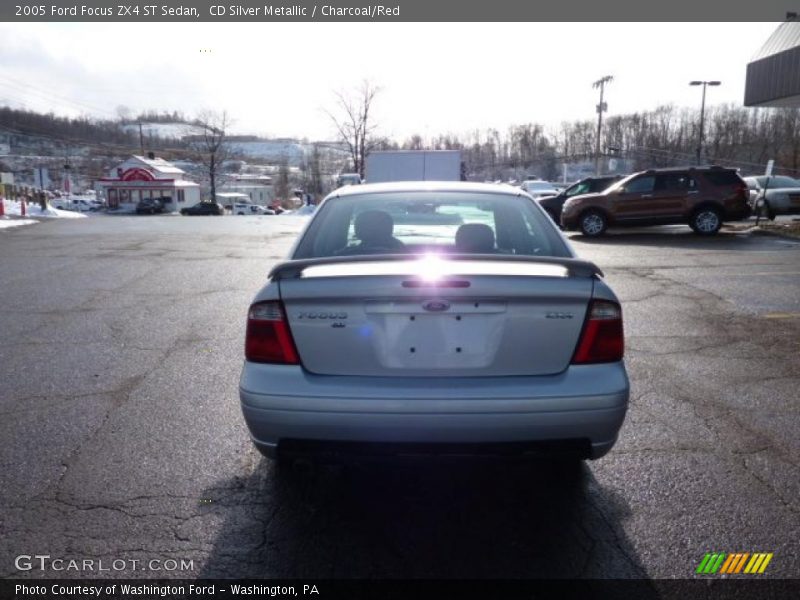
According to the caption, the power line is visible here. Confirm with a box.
[0,72,119,118]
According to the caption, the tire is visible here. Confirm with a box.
[763,201,776,221]
[579,210,608,237]
[689,207,722,235]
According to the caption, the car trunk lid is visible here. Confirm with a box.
[274,256,596,377]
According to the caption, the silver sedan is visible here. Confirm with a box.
[744,175,800,219]
[239,182,629,465]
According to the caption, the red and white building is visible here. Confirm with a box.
[97,154,200,211]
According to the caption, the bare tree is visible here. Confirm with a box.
[326,80,381,178]
[307,144,324,201]
[275,157,291,208]
[115,105,133,122]
[404,134,424,150]
[189,111,231,203]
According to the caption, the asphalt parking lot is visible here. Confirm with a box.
[1,216,798,579]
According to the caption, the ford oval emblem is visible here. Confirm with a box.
[423,300,450,312]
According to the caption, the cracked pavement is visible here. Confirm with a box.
[1,217,798,579]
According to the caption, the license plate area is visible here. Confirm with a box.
[365,301,506,369]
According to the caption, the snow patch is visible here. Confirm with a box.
[0,218,37,230]
[0,199,88,219]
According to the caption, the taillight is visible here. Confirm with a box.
[738,182,749,199]
[245,301,299,364]
[572,300,624,364]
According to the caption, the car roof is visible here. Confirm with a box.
[640,165,737,175]
[524,181,556,187]
[329,181,525,198]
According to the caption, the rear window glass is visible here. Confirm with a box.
[292,191,570,259]
[655,173,696,191]
[624,176,655,194]
[703,170,742,186]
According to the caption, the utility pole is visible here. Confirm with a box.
[138,122,145,155]
[593,75,613,176]
[63,145,72,206]
[689,81,721,165]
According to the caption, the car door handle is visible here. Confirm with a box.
[641,194,653,198]
[687,190,699,195]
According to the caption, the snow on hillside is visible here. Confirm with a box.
[120,122,202,139]
[225,140,307,165]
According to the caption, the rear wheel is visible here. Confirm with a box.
[690,207,722,235]
[579,210,608,237]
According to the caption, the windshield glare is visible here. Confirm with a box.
[603,174,638,193]
[566,181,591,196]
[292,191,570,259]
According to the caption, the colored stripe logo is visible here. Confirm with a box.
[696,552,773,574]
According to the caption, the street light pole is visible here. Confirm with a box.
[690,80,721,165]
[593,75,613,176]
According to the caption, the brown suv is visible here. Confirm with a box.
[560,166,751,236]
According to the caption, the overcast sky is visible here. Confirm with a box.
[0,22,780,142]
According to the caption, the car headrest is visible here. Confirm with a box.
[455,223,495,253]
[354,210,395,244]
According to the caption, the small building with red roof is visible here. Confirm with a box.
[97,153,201,212]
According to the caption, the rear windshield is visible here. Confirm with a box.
[292,191,570,259]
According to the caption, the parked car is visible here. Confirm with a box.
[538,176,623,224]
[180,202,224,216]
[135,198,165,215]
[53,198,99,212]
[520,180,559,199]
[336,173,362,187]
[743,175,800,219]
[239,182,629,467]
[233,203,275,215]
[560,166,751,237]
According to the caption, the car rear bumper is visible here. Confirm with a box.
[239,362,629,460]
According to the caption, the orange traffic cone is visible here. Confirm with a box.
[21,200,26,217]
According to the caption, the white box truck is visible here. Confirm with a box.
[365,150,462,183]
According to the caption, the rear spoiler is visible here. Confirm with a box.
[269,254,603,280]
